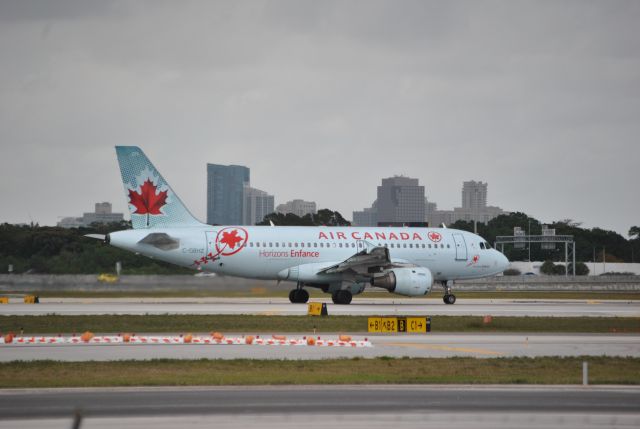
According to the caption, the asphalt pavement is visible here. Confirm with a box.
[1,297,638,317]
[0,385,638,429]
[1,333,638,361]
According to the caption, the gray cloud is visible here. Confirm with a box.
[0,0,638,235]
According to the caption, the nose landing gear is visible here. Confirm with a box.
[442,280,457,305]
[288,282,309,304]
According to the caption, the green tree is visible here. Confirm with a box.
[629,226,640,240]
[568,261,590,276]
[258,209,351,227]
[539,260,557,275]
[502,268,521,276]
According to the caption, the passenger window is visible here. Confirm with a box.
[351,243,355,248]
[301,243,305,248]
[339,243,343,248]
[256,242,260,247]
[447,244,450,248]
[479,242,485,249]
[422,244,425,248]
[307,242,311,247]
[403,244,407,248]
[269,242,273,247]
[409,244,413,248]
[288,243,292,247]
[440,244,444,248]
[263,242,266,247]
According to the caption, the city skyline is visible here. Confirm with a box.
[1,2,638,235]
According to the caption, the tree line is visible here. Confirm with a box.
[0,222,191,275]
[449,212,640,264]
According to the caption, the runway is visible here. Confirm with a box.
[0,385,638,429]
[2,297,638,317]
[1,333,638,360]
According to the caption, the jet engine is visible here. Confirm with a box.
[371,267,433,296]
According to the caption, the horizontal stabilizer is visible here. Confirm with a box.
[84,234,106,240]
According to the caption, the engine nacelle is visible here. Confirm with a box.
[371,267,433,296]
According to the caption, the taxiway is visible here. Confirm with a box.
[1,297,638,317]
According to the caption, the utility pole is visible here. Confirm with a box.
[603,247,606,274]
[528,219,532,262]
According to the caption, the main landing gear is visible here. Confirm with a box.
[289,283,309,304]
[331,290,352,305]
[442,281,456,305]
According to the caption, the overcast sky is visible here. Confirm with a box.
[1,1,638,236]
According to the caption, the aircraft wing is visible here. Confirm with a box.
[317,246,401,275]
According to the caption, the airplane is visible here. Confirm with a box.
[88,146,510,305]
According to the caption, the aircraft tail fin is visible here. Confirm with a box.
[115,146,205,229]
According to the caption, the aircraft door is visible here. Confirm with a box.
[452,233,468,261]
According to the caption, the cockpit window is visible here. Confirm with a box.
[485,242,491,249]
[479,242,485,249]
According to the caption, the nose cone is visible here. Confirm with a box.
[497,251,510,272]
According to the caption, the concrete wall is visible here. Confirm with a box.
[508,261,640,276]
[1,274,639,293]
[0,274,276,292]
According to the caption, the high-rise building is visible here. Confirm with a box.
[243,186,275,225]
[427,180,506,227]
[461,180,488,214]
[276,199,317,218]
[376,176,425,224]
[206,164,250,225]
[352,176,426,226]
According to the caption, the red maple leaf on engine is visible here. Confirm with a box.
[219,229,243,249]
[128,179,168,215]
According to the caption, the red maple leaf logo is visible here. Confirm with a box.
[428,232,442,242]
[128,179,168,215]
[219,229,243,249]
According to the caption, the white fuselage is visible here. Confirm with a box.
[109,226,509,285]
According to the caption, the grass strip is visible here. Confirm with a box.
[11,290,640,300]
[0,357,638,388]
[1,315,638,335]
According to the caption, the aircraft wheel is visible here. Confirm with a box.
[331,292,340,304]
[297,289,309,303]
[290,289,310,304]
[444,294,456,305]
[332,290,352,305]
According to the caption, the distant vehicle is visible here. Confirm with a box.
[523,272,537,276]
[88,147,510,305]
